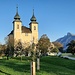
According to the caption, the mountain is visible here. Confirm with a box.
[55,32,75,50]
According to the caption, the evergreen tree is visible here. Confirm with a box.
[67,40,75,55]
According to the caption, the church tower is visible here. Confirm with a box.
[13,7,22,42]
[29,9,38,44]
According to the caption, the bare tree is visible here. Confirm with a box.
[4,36,14,59]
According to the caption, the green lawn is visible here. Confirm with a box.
[62,53,75,57]
[68,55,75,57]
[0,56,75,75]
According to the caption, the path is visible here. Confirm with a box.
[62,56,75,60]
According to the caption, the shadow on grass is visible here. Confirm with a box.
[0,70,11,75]
[39,56,75,75]
[0,56,75,75]
[41,56,75,70]
[0,59,30,73]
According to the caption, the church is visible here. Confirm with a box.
[8,7,38,48]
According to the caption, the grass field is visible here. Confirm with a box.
[0,56,75,75]
[68,55,75,57]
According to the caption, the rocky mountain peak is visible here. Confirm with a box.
[67,32,72,36]
[67,32,75,36]
[55,32,75,51]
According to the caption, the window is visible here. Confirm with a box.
[17,25,19,29]
[25,33,28,36]
[34,26,36,30]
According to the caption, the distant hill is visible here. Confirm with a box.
[55,32,75,51]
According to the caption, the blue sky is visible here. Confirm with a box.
[0,0,75,44]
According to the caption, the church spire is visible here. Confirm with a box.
[14,6,21,21]
[33,9,35,17]
[16,5,18,14]
[30,9,36,22]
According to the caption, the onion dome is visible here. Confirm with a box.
[30,9,36,22]
[14,6,21,21]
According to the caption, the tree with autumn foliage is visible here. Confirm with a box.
[37,34,51,55]
[4,36,14,59]
[52,42,63,52]
[0,44,6,56]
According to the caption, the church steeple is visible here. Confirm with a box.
[14,6,21,21]
[30,9,37,22]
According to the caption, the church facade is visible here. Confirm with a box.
[8,7,38,48]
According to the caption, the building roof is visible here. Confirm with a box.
[8,26,31,36]
[14,6,21,21]
[14,12,20,20]
[8,30,13,36]
[30,14,36,22]
[29,21,38,25]
[22,26,32,33]
[30,9,37,22]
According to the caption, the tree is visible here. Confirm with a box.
[0,44,6,56]
[66,40,75,55]
[14,41,26,61]
[50,47,59,53]
[53,42,63,48]
[53,42,63,52]
[14,41,22,56]
[38,34,51,55]
[5,36,14,59]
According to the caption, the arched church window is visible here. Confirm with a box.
[17,25,19,29]
[34,26,36,30]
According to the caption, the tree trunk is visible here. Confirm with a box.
[37,58,40,70]
[31,61,36,75]
[21,55,22,61]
